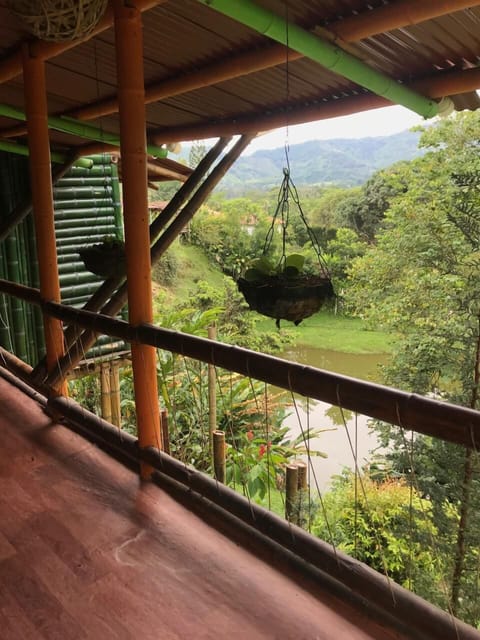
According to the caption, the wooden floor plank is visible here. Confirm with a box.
[0,374,407,640]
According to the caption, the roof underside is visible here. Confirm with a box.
[0,0,479,157]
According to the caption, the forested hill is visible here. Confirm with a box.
[216,130,422,195]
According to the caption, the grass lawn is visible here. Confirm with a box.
[255,310,395,355]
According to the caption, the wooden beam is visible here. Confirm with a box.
[332,0,480,42]
[114,0,162,474]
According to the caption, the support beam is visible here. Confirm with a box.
[151,66,480,143]
[0,102,168,157]
[47,134,253,385]
[22,47,66,393]
[114,0,161,475]
[29,135,230,386]
[60,136,229,348]
[332,0,479,42]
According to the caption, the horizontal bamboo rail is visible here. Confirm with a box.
[0,277,479,450]
[0,351,477,640]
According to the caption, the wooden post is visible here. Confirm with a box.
[100,362,112,423]
[208,324,217,453]
[285,464,299,524]
[213,430,226,484]
[161,408,170,455]
[109,361,121,427]
[114,0,162,477]
[22,46,66,394]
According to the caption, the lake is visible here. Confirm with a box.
[280,346,391,490]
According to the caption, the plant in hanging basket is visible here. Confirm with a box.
[79,237,126,279]
[237,254,335,327]
[8,0,108,42]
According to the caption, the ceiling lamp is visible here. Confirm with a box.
[8,0,108,42]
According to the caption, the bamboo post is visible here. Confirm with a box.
[213,430,226,483]
[285,464,299,524]
[100,362,112,423]
[109,361,121,427]
[296,460,308,528]
[114,0,162,477]
[161,408,170,455]
[22,46,66,394]
[208,324,217,453]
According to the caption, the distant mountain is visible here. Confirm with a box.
[214,130,423,195]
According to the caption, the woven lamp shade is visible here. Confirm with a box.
[8,0,108,42]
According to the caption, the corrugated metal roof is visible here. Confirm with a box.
[0,0,479,153]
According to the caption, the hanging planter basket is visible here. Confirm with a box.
[8,0,108,42]
[238,274,334,327]
[237,169,335,327]
[79,238,126,279]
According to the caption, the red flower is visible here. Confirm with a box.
[246,430,254,441]
[258,444,267,458]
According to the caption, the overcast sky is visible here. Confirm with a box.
[243,104,426,154]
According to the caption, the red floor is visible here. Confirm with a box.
[0,373,408,639]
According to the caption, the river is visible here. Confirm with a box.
[280,346,390,491]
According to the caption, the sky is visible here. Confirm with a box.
[243,104,426,155]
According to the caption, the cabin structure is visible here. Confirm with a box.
[1,1,480,638]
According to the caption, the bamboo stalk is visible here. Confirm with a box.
[114,0,162,476]
[213,430,226,484]
[285,464,299,524]
[109,361,121,427]
[100,362,112,423]
[161,408,170,455]
[208,324,217,453]
[296,460,308,529]
[22,49,66,392]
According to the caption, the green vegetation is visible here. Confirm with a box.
[347,111,480,625]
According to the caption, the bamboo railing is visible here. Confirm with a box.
[0,276,479,450]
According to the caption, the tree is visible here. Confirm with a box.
[348,111,480,625]
[313,471,448,606]
[335,163,409,242]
